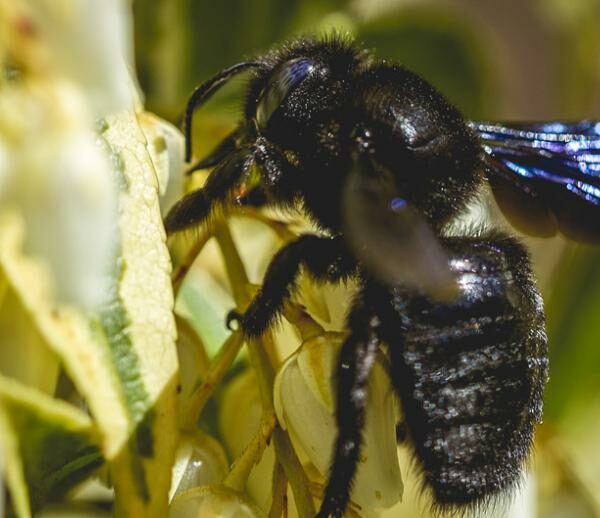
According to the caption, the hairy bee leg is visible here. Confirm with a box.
[317,294,381,518]
[164,148,254,234]
[238,234,356,338]
[254,136,303,202]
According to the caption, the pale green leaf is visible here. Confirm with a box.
[0,374,102,518]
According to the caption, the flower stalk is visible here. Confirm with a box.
[179,330,244,431]
[172,230,212,295]
[269,459,288,518]
[223,411,277,492]
[214,222,316,517]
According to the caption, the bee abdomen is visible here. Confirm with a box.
[390,235,548,506]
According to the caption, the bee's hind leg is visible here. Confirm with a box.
[317,289,382,518]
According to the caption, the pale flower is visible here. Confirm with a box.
[274,332,403,514]
[138,112,185,215]
[0,80,118,308]
[170,431,230,500]
[0,0,185,308]
[170,485,266,518]
[19,0,137,116]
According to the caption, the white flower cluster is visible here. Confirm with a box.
[0,0,183,309]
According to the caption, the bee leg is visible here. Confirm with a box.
[317,294,381,518]
[164,147,254,234]
[254,136,302,202]
[238,234,356,338]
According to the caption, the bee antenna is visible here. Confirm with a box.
[184,61,261,162]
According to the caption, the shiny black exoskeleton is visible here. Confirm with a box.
[164,35,574,516]
[379,235,547,507]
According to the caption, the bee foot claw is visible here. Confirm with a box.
[226,309,243,331]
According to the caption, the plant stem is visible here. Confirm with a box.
[223,411,277,492]
[215,223,280,364]
[171,230,212,295]
[273,427,316,518]
[269,457,288,518]
[215,222,316,517]
[214,223,250,308]
[179,331,243,431]
[175,315,210,378]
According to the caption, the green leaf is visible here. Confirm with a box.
[0,106,179,517]
[99,109,179,518]
[544,246,600,422]
[0,375,102,518]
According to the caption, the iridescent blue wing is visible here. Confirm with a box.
[470,121,600,242]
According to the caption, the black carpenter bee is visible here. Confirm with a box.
[165,35,600,516]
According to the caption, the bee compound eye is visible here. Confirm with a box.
[256,57,316,130]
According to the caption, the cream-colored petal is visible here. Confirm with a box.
[0,81,118,309]
[296,332,343,413]
[137,112,185,216]
[24,0,136,116]
[170,485,266,518]
[170,431,229,500]
[219,370,275,511]
[275,336,403,511]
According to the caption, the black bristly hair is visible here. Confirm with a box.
[243,33,365,119]
[372,232,547,514]
[165,34,555,518]
[316,232,547,517]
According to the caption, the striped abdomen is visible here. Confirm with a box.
[388,235,548,506]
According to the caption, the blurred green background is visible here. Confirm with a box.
[133,1,600,516]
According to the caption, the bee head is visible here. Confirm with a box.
[255,57,319,131]
[247,35,364,147]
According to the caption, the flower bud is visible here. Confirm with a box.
[138,112,184,216]
[170,431,229,500]
[274,332,403,511]
[170,485,265,518]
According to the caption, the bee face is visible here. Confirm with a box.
[246,37,363,150]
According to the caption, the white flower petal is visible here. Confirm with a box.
[275,334,403,511]
[170,432,229,501]
[219,370,275,511]
[26,0,136,116]
[0,70,120,309]
[138,112,185,216]
[15,129,117,308]
[296,332,341,413]
[170,486,266,518]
